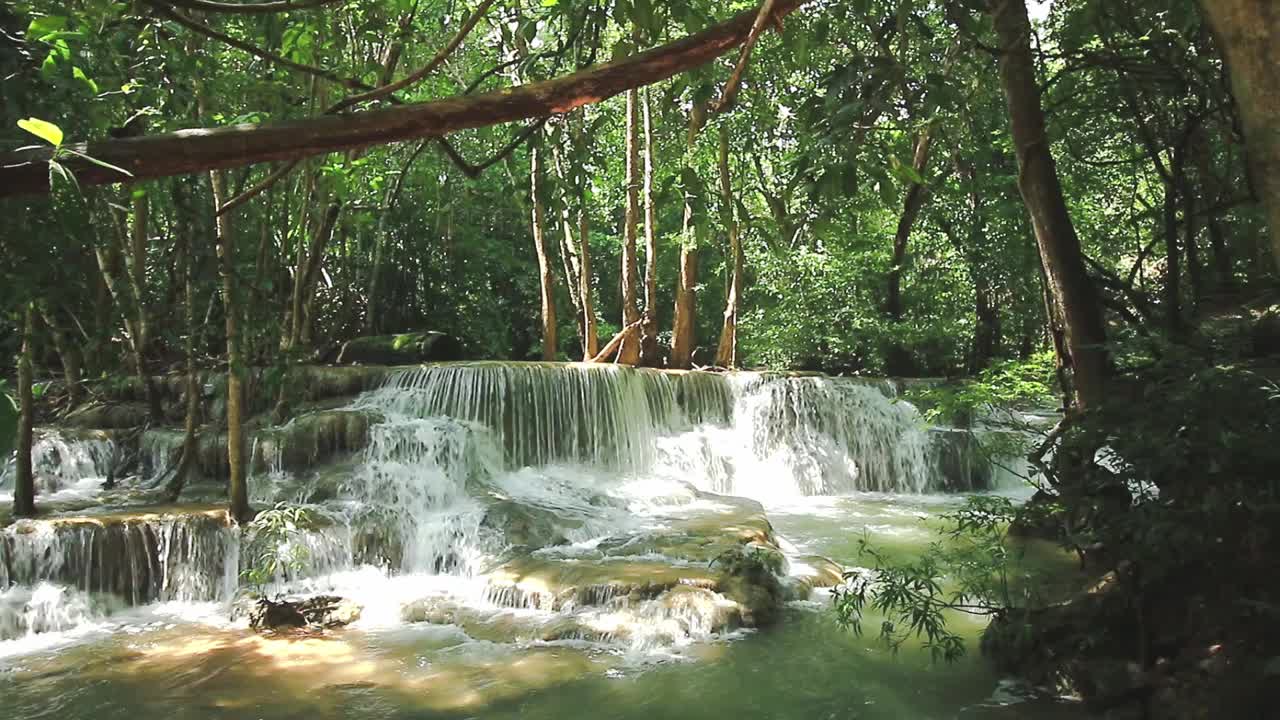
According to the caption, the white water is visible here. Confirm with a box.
[0,430,119,503]
[0,363,1013,659]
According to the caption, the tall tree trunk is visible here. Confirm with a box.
[168,180,201,502]
[210,168,251,523]
[530,144,558,360]
[887,130,936,322]
[40,311,82,407]
[1200,0,1280,273]
[575,143,600,360]
[618,89,643,365]
[13,304,36,518]
[299,203,341,347]
[640,88,662,366]
[92,222,160,421]
[974,279,1002,371]
[549,132,590,356]
[287,195,340,352]
[671,105,708,369]
[986,0,1109,410]
[714,126,744,369]
[1163,174,1183,334]
[362,23,428,334]
[125,190,162,421]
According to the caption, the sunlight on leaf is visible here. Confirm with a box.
[17,117,63,147]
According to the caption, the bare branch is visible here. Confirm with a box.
[159,0,348,15]
[144,1,377,91]
[329,0,498,114]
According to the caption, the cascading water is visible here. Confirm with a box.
[0,362,1003,656]
[0,430,119,501]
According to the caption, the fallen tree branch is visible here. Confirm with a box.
[160,0,347,14]
[0,0,809,196]
[590,321,643,364]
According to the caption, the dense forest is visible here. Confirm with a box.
[2,0,1279,718]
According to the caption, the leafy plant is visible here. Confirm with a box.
[240,503,318,598]
[833,496,1026,663]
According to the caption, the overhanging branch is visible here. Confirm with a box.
[0,0,808,196]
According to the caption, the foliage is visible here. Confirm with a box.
[240,503,318,597]
[909,351,1059,427]
[833,496,1027,663]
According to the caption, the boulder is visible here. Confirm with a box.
[248,595,362,631]
[336,332,464,366]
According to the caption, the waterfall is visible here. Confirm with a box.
[0,430,119,500]
[0,362,997,648]
[0,510,235,608]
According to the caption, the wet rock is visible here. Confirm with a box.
[336,332,464,365]
[928,428,994,491]
[782,554,845,600]
[248,595,362,631]
[480,500,578,550]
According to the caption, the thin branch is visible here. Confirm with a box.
[145,1,377,91]
[329,0,498,113]
[713,0,781,113]
[437,118,548,178]
[217,159,300,215]
[159,0,347,14]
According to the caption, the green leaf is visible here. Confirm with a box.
[72,66,98,93]
[27,15,67,40]
[17,117,63,147]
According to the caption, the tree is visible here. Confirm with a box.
[984,0,1109,410]
[1200,0,1280,273]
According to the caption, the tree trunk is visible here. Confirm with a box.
[640,88,662,366]
[618,90,643,366]
[714,126,744,369]
[1163,174,1183,334]
[92,219,161,421]
[887,130,936,322]
[13,304,36,518]
[576,144,600,360]
[986,0,1109,410]
[211,168,251,523]
[1200,0,1280,273]
[168,180,201,502]
[40,311,82,407]
[671,105,708,370]
[530,144,558,360]
[974,279,1001,371]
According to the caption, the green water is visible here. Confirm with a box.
[0,494,1085,720]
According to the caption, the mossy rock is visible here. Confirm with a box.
[64,402,149,429]
[480,500,580,550]
[336,332,464,365]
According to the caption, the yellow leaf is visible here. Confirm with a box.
[17,117,63,147]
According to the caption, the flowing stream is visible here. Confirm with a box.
[0,363,1082,719]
